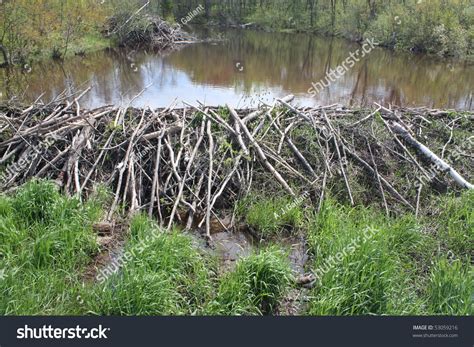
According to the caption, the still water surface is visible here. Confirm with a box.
[1,28,473,109]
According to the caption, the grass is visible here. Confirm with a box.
[305,196,473,316]
[306,200,420,315]
[89,216,293,316]
[0,180,472,316]
[237,194,304,238]
[207,247,293,315]
[426,258,473,315]
[435,191,474,259]
[24,33,113,63]
[68,34,112,55]
[0,180,101,314]
[0,181,294,315]
[88,214,215,315]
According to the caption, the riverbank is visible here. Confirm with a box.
[206,22,474,63]
[3,0,473,69]
[0,179,472,315]
[255,25,474,62]
[3,29,473,111]
[33,34,113,63]
[194,0,473,60]
[0,1,191,67]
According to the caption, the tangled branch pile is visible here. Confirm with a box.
[1,94,473,240]
[108,12,195,50]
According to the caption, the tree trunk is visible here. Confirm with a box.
[0,44,11,67]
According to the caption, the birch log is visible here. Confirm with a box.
[391,122,473,190]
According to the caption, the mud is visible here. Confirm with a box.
[82,221,128,282]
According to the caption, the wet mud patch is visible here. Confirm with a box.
[189,214,310,276]
[277,288,310,316]
[211,230,255,273]
[82,221,128,282]
[282,236,309,275]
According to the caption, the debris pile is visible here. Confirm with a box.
[1,93,473,240]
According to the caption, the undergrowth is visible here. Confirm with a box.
[88,214,215,315]
[236,194,304,238]
[0,180,101,314]
[306,195,473,316]
[0,180,472,316]
[206,247,293,315]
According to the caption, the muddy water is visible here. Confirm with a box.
[202,229,308,275]
[1,27,473,109]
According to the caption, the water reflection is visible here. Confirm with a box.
[1,28,473,109]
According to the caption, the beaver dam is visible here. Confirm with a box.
[1,95,472,219]
[0,94,473,315]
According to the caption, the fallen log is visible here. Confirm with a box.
[391,122,473,190]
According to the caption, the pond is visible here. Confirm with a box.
[1,27,473,109]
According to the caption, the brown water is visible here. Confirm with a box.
[1,28,473,109]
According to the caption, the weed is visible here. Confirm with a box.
[0,180,471,316]
[0,180,101,314]
[237,195,304,238]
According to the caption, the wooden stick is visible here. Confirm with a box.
[227,104,295,196]
[167,120,205,230]
[323,111,354,206]
[205,120,214,241]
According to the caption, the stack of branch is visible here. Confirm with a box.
[110,13,196,50]
[1,96,473,238]
[149,17,196,48]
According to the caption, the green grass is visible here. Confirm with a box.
[435,191,474,259]
[0,180,101,314]
[89,216,294,316]
[68,34,112,56]
[0,181,295,315]
[426,258,473,315]
[306,200,420,315]
[25,33,113,63]
[0,180,472,316]
[305,196,473,316]
[88,214,215,315]
[207,247,293,315]
[237,194,304,238]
